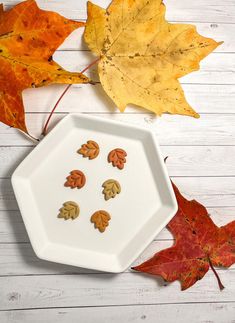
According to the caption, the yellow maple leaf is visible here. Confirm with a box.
[84,0,222,118]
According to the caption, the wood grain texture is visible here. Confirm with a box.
[1,176,235,210]
[2,146,235,178]
[1,113,235,146]
[3,0,235,23]
[0,270,235,310]
[0,303,234,323]
[50,51,235,84]
[0,207,234,244]
[20,83,235,114]
[29,22,235,52]
[1,238,235,276]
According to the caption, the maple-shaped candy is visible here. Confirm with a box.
[91,210,111,232]
[84,0,222,117]
[133,182,235,290]
[108,148,127,170]
[78,140,100,160]
[0,0,89,133]
[58,201,80,220]
[102,179,121,200]
[64,170,86,189]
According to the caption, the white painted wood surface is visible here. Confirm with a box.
[0,0,235,322]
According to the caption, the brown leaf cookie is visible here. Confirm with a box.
[102,179,121,200]
[90,210,111,232]
[108,148,127,169]
[58,201,80,220]
[78,140,99,160]
[64,170,86,189]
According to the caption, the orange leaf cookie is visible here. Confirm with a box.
[77,140,100,160]
[90,210,111,232]
[64,170,86,189]
[108,148,127,170]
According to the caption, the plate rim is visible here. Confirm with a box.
[11,113,177,272]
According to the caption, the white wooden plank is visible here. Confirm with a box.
[0,147,33,178]
[181,53,235,84]
[0,207,233,276]
[3,0,235,23]
[163,146,235,176]
[1,226,235,276]
[0,269,234,310]
[2,146,235,178]
[1,50,224,86]
[50,22,234,52]
[0,211,28,243]
[1,3,233,52]
[55,22,235,53]
[0,206,233,244]
[50,51,235,85]
[0,113,234,146]
[173,177,235,207]
[1,176,235,210]
[1,302,234,323]
[0,241,174,276]
[0,6,232,52]
[21,83,235,114]
[0,179,17,211]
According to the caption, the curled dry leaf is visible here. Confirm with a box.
[84,0,222,118]
[108,148,127,170]
[64,170,86,189]
[132,182,235,291]
[78,140,100,160]
[102,179,121,200]
[58,201,80,220]
[0,0,89,133]
[91,210,111,232]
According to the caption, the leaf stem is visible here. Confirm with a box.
[208,257,225,290]
[41,57,100,136]
[22,131,40,143]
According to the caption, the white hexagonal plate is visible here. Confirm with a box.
[12,114,177,272]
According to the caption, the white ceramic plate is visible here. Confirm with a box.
[12,114,177,272]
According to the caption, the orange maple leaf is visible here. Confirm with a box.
[0,0,89,134]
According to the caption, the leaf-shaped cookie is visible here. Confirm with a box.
[102,179,121,200]
[84,0,222,118]
[58,201,80,220]
[64,170,86,189]
[77,140,100,160]
[108,149,127,170]
[90,210,111,232]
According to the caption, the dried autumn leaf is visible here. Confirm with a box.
[133,182,235,290]
[102,179,121,200]
[108,148,127,169]
[84,0,222,117]
[0,0,89,133]
[58,201,80,220]
[91,210,111,232]
[64,170,86,189]
[77,140,100,160]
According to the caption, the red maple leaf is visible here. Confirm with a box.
[133,182,235,290]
